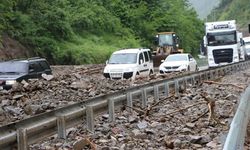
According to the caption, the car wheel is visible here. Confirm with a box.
[149,69,154,75]
[195,65,199,71]
[187,66,190,71]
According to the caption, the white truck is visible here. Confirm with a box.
[243,36,250,59]
[204,20,241,67]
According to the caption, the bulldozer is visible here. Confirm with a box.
[152,32,183,67]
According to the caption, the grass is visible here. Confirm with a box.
[196,57,208,67]
[56,33,141,64]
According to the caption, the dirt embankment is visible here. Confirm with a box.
[0,34,33,61]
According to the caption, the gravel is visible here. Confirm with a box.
[23,66,250,149]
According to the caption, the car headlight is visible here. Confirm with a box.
[6,80,16,85]
[103,67,109,73]
[159,65,164,70]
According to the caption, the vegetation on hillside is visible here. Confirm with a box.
[0,0,204,64]
[207,0,250,29]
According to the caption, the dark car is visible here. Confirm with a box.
[0,57,52,90]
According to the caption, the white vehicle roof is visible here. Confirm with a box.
[168,53,189,57]
[113,48,150,54]
[205,20,236,33]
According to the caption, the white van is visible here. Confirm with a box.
[103,48,154,79]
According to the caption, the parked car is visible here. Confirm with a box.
[0,57,52,90]
[159,53,198,73]
[243,37,250,60]
[103,48,154,79]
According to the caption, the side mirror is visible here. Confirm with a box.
[106,60,108,64]
[161,60,165,63]
[203,36,207,47]
[154,36,159,45]
[189,58,194,61]
[249,24,250,33]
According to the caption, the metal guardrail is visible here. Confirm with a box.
[223,85,250,150]
[0,61,250,150]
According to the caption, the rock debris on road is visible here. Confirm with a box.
[24,67,250,149]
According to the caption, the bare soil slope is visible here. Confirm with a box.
[0,34,33,61]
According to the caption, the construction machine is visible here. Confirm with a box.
[152,32,183,67]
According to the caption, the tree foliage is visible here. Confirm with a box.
[0,0,204,64]
[207,0,250,29]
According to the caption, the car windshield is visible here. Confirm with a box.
[165,55,188,62]
[207,31,237,46]
[0,61,28,73]
[108,53,137,64]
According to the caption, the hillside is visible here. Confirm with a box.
[0,1,204,64]
[207,0,250,35]
[188,0,219,19]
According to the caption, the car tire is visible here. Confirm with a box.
[195,65,199,71]
[149,69,154,75]
[187,66,190,71]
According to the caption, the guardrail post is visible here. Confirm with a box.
[198,74,202,84]
[182,78,187,91]
[86,105,94,132]
[210,71,214,80]
[164,82,169,96]
[154,85,159,101]
[175,80,180,97]
[191,75,195,85]
[215,70,218,78]
[108,98,115,122]
[205,72,208,80]
[17,128,28,150]
[57,115,66,139]
[126,92,133,112]
[141,88,147,108]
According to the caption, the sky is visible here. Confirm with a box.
[188,0,220,19]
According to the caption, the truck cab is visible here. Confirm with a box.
[204,20,239,67]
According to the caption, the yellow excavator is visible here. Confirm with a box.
[152,32,183,67]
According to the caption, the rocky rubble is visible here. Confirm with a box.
[0,65,180,126]
[29,68,250,149]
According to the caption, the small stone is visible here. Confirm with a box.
[1,100,10,106]
[73,138,91,150]
[13,94,23,100]
[102,114,109,119]
[128,116,138,123]
[189,135,202,144]
[42,74,54,81]
[117,116,127,120]
[5,106,22,115]
[186,123,195,128]
[145,129,155,134]
[137,120,148,129]
[173,139,182,148]
[206,141,218,148]
[182,128,192,134]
